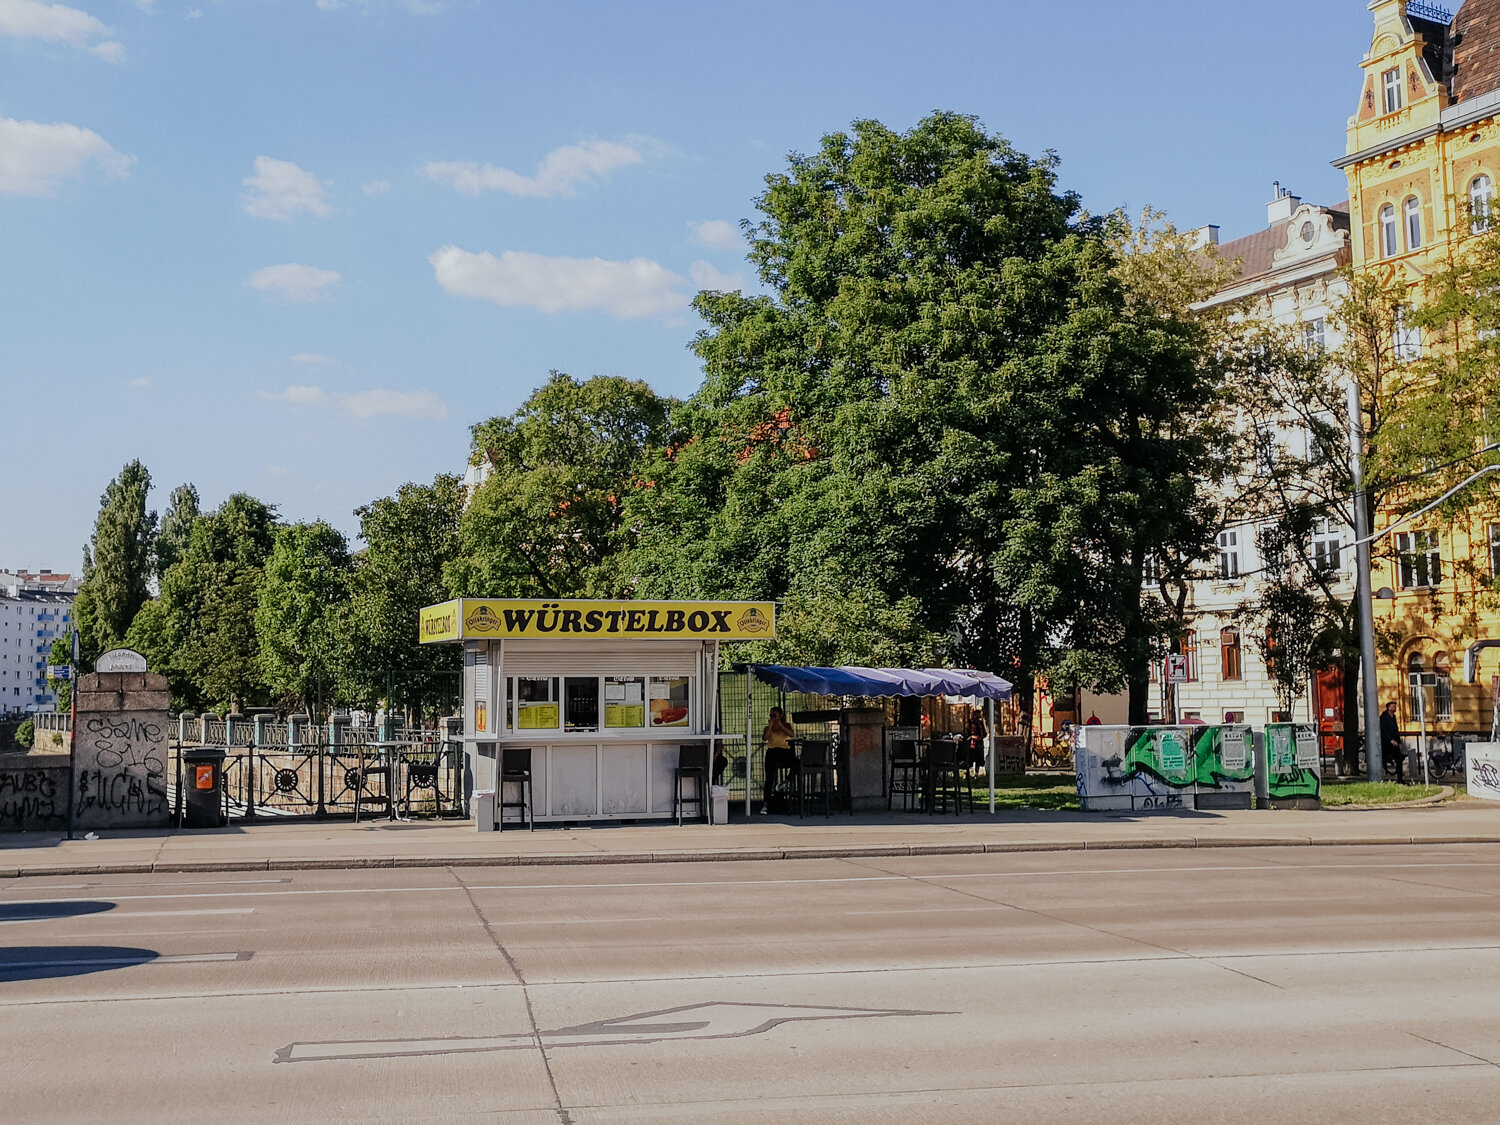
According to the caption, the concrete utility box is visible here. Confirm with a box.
[1260,723,1322,810]
[72,670,171,831]
[1075,725,1194,812]
[1465,744,1500,800]
[1192,725,1255,810]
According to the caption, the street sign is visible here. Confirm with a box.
[46,665,71,681]
[96,648,148,673]
[1166,655,1191,684]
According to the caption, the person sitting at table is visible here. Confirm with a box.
[760,707,797,814]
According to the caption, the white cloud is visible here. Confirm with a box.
[690,260,746,293]
[361,178,389,196]
[290,352,334,366]
[688,219,742,250]
[261,384,447,421]
[430,245,687,320]
[423,139,644,199]
[0,0,124,59]
[242,156,331,220]
[184,8,202,18]
[343,389,446,420]
[126,375,151,389]
[246,263,342,303]
[0,110,132,196]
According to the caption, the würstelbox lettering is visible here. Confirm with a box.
[477,605,731,635]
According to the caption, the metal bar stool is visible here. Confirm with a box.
[674,744,710,825]
[352,749,392,823]
[887,740,922,811]
[797,740,835,817]
[499,748,534,831]
[924,740,967,815]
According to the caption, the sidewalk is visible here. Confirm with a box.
[5,801,1500,878]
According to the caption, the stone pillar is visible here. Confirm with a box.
[72,671,171,831]
[843,707,888,811]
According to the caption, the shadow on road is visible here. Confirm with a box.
[0,946,159,981]
[0,901,116,925]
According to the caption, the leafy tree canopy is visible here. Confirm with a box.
[626,113,1229,718]
[79,460,157,654]
[256,521,353,714]
[447,373,672,598]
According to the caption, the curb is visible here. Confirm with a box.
[8,832,1500,879]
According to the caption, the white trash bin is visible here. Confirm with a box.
[474,789,496,832]
[710,785,729,825]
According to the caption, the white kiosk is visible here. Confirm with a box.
[420,598,773,826]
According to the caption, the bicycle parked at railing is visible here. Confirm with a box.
[1425,740,1467,782]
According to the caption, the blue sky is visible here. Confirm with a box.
[3,0,1377,570]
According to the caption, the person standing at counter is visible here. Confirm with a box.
[760,707,797,813]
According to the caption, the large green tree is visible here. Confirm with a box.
[77,459,157,658]
[154,483,201,584]
[255,521,353,715]
[625,113,1227,723]
[157,493,279,711]
[341,475,464,717]
[446,373,672,599]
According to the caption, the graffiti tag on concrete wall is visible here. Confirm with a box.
[0,768,68,830]
[75,715,169,829]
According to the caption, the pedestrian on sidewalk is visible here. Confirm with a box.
[1380,701,1406,783]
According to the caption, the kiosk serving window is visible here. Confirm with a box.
[649,675,690,728]
[507,673,693,733]
[514,677,560,730]
[604,676,646,728]
[564,677,600,732]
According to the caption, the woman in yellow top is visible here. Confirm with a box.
[760,707,797,813]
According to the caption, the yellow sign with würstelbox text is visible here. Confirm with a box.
[419,599,775,643]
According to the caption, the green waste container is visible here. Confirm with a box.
[181,747,227,828]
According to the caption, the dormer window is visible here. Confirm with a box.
[1404,196,1423,250]
[1380,204,1399,256]
[1383,68,1403,114]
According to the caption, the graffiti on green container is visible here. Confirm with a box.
[1266,724,1320,800]
[1123,728,1194,788]
[1192,725,1254,789]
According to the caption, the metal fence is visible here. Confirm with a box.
[171,719,467,822]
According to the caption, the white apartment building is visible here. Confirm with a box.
[1163,188,1357,732]
[1,572,77,717]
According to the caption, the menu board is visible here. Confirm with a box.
[518,703,559,730]
[605,703,646,727]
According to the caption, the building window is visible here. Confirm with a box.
[1220,627,1243,682]
[1393,309,1422,360]
[1302,317,1327,353]
[1489,523,1500,579]
[1434,652,1453,722]
[1217,529,1241,581]
[1307,410,1337,463]
[1383,67,1403,114]
[1408,652,1426,718]
[1311,517,1343,574]
[1404,196,1423,250]
[1473,174,1495,234]
[1142,551,1160,588]
[1380,204,1399,257]
[1396,530,1442,588]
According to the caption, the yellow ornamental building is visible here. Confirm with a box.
[1339,0,1500,737]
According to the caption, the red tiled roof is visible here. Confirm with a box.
[1217,227,1283,283]
[1453,0,1500,103]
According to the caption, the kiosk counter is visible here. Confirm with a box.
[420,598,773,825]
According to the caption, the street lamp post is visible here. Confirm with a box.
[1348,380,1384,782]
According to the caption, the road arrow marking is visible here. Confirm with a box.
[274,1001,946,1063]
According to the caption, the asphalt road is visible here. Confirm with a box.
[4,845,1500,1123]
